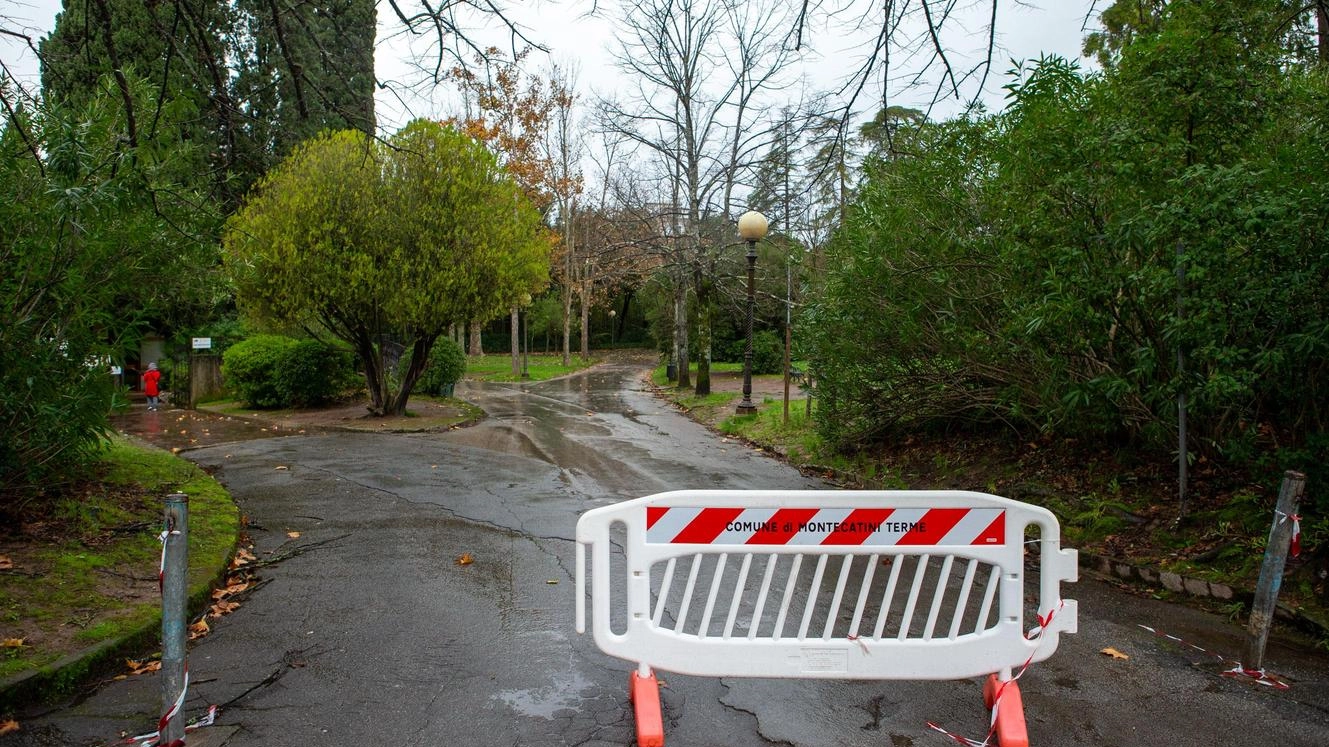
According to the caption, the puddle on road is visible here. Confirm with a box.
[111,406,311,452]
[495,667,594,719]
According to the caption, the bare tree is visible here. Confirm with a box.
[600,0,800,394]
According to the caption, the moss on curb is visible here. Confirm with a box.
[0,438,240,712]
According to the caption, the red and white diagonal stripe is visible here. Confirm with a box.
[645,506,1005,546]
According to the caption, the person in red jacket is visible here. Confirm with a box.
[143,362,162,411]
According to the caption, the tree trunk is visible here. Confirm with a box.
[1319,1,1328,64]
[674,278,690,389]
[563,285,573,366]
[468,320,484,356]
[694,273,712,396]
[580,283,591,362]
[510,307,520,375]
[354,331,386,416]
[385,335,436,416]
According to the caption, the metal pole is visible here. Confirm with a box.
[161,493,189,744]
[737,240,758,415]
[783,260,791,425]
[1243,471,1305,671]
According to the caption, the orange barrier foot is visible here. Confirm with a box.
[983,674,1029,747]
[629,670,665,747]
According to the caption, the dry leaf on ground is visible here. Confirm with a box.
[2,638,25,648]
[188,619,210,641]
[0,556,13,570]
[455,553,474,566]
[212,581,250,600]
[287,531,301,539]
[229,548,257,569]
[1100,647,1130,660]
[0,719,18,736]
[209,600,241,618]
[126,659,161,675]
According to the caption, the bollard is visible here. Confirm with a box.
[1243,471,1305,672]
[162,493,190,744]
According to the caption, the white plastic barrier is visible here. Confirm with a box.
[575,489,1077,746]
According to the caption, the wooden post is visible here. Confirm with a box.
[1243,471,1306,671]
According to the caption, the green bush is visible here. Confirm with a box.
[222,335,295,408]
[415,338,466,396]
[277,339,359,407]
[0,343,114,502]
[224,335,360,409]
[749,330,783,376]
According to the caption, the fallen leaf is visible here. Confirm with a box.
[1100,647,1130,660]
[171,447,182,454]
[125,659,161,675]
[545,579,559,585]
[2,638,25,648]
[212,581,250,600]
[209,600,240,618]
[455,553,474,566]
[229,548,257,569]
[0,556,12,570]
[0,719,18,736]
[286,531,301,539]
[188,619,210,641]
[274,465,288,470]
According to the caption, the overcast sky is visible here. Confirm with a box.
[4,1,1101,128]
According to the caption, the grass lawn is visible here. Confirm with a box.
[464,353,597,383]
[0,437,238,697]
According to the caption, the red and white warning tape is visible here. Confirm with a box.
[1275,510,1302,558]
[925,600,1066,746]
[119,521,220,745]
[1137,624,1290,690]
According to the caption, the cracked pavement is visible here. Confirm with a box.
[7,356,1329,746]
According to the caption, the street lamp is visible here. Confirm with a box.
[608,309,617,346]
[736,210,768,415]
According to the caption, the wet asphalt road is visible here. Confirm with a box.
[10,357,1329,746]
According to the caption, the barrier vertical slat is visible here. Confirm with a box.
[773,554,803,641]
[873,557,904,640]
[922,556,955,641]
[576,543,587,633]
[723,554,753,639]
[798,555,829,641]
[748,554,779,640]
[698,553,729,638]
[898,555,932,640]
[949,559,979,640]
[652,557,677,627]
[848,554,880,639]
[823,556,855,639]
[674,555,703,634]
[975,565,1000,634]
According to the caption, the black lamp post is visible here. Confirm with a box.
[736,210,768,415]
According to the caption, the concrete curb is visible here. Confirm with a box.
[0,481,240,714]
[1078,551,1329,640]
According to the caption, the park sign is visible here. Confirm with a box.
[192,337,212,350]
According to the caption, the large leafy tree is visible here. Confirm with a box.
[805,0,1329,512]
[39,0,240,202]
[231,0,376,186]
[223,121,551,415]
[1,73,222,505]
